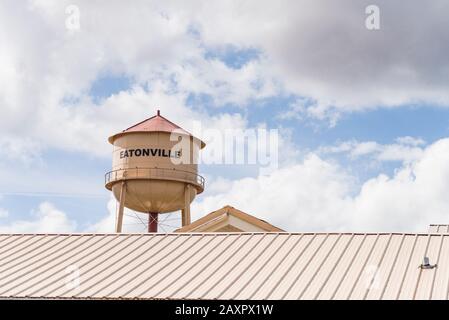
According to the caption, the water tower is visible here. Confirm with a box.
[105,110,205,232]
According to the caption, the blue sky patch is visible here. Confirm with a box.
[89,74,133,103]
[205,46,260,69]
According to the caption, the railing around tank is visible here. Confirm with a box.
[105,167,205,190]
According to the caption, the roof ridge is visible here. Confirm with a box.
[123,114,158,132]
[123,112,187,133]
[0,232,446,236]
[108,110,206,148]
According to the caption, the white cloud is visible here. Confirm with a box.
[192,137,449,232]
[88,197,122,233]
[0,202,76,233]
[192,153,354,232]
[171,57,278,106]
[319,137,426,163]
[348,139,449,231]
[186,0,449,113]
[0,136,43,166]
[0,1,273,159]
[1,0,448,161]
[3,137,447,234]
[1,1,448,234]
[395,136,426,147]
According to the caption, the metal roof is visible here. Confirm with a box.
[123,111,189,135]
[108,111,205,148]
[175,206,284,233]
[429,225,449,233]
[0,232,448,300]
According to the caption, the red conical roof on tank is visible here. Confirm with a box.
[108,110,205,148]
[123,110,191,135]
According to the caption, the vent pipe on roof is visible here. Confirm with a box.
[420,256,437,269]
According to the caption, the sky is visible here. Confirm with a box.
[1,0,449,233]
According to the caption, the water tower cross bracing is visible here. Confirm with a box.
[105,110,205,232]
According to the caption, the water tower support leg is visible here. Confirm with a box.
[116,182,126,233]
[148,212,158,232]
[182,184,191,226]
[182,209,185,226]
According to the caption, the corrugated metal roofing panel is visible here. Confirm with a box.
[200,234,272,299]
[429,225,449,233]
[266,234,326,299]
[349,234,392,299]
[155,234,232,299]
[1,232,449,300]
[365,234,404,300]
[380,234,416,299]
[431,235,449,299]
[98,234,195,298]
[234,234,294,300]
[397,235,430,299]
[316,234,363,299]
[332,234,377,299]
[285,234,342,299]
[414,235,442,300]
[168,234,245,299]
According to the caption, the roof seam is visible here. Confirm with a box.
[182,234,253,298]
[228,234,287,299]
[0,234,43,258]
[164,233,236,298]
[347,234,380,300]
[143,234,222,298]
[363,233,393,300]
[0,234,103,297]
[199,234,265,299]
[116,234,198,298]
[70,234,155,297]
[25,234,126,297]
[0,238,86,286]
[248,234,304,299]
[412,234,432,299]
[330,234,367,300]
[280,234,330,299]
[265,234,316,299]
[379,234,406,300]
[298,234,343,299]
[314,234,355,300]
[0,234,14,247]
[0,235,93,294]
[396,234,419,300]
[429,235,444,299]
[87,233,176,297]
[0,234,76,273]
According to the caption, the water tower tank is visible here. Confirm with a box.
[105,110,205,232]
